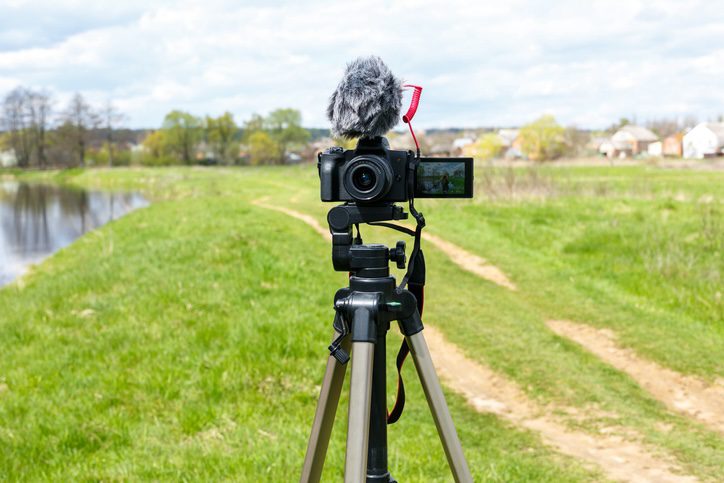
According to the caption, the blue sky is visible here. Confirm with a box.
[1,0,723,129]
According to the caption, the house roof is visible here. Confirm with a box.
[703,122,724,143]
[497,129,519,146]
[685,122,724,147]
[452,138,473,149]
[613,125,658,142]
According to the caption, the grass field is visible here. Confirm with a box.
[1,163,722,481]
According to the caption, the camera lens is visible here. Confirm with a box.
[352,167,377,192]
[343,155,393,202]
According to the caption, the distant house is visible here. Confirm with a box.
[497,129,519,147]
[599,139,630,158]
[452,137,473,150]
[588,136,609,153]
[610,125,659,157]
[682,122,724,159]
[128,142,144,153]
[194,142,216,164]
[662,133,683,157]
[495,129,524,159]
[451,137,473,156]
[0,150,17,167]
[285,152,302,164]
[428,144,451,156]
[647,141,663,157]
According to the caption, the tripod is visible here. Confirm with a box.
[301,204,472,482]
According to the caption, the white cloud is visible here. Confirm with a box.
[1,0,723,128]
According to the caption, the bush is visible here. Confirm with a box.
[90,144,132,167]
[519,115,566,161]
[133,151,178,166]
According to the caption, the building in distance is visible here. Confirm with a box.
[683,122,724,159]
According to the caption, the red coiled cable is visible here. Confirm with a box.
[402,84,422,123]
[402,84,423,157]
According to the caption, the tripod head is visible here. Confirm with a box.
[327,203,408,275]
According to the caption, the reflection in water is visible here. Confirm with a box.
[0,181,148,286]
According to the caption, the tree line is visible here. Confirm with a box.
[1,87,127,168]
[140,108,310,166]
[1,86,312,169]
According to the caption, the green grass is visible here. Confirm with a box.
[0,168,598,481]
[2,163,722,480]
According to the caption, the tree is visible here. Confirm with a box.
[2,87,33,167]
[27,90,52,168]
[61,93,98,166]
[265,108,310,164]
[206,112,238,164]
[100,101,127,167]
[563,126,590,158]
[242,114,265,143]
[518,115,566,161]
[467,133,503,160]
[608,117,632,133]
[142,130,167,158]
[161,110,202,164]
[2,87,54,168]
[48,121,80,167]
[247,131,279,165]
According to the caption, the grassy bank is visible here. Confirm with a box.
[2,164,722,480]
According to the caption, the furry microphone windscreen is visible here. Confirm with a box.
[327,56,403,140]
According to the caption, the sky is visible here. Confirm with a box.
[1,0,724,130]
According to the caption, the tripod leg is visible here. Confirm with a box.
[345,340,375,483]
[406,330,473,483]
[301,331,351,483]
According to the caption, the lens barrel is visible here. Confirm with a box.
[343,155,393,202]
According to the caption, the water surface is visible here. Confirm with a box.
[0,181,148,286]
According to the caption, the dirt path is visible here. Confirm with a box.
[422,325,698,482]
[547,320,724,436]
[252,197,517,291]
[252,197,331,240]
[422,233,517,290]
[252,199,699,481]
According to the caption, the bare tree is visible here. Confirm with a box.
[646,118,681,138]
[2,87,33,167]
[27,90,52,168]
[681,115,699,129]
[61,93,98,167]
[100,100,127,167]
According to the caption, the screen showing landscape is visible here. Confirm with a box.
[415,161,468,196]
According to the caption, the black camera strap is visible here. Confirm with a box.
[387,249,425,425]
[369,192,426,425]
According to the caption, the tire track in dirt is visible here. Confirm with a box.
[252,199,698,482]
[547,320,724,436]
[423,325,698,483]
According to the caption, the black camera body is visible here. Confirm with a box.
[319,137,413,204]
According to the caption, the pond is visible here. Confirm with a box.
[0,181,148,286]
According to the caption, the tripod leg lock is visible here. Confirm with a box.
[400,311,423,337]
[328,312,351,364]
[328,336,350,365]
[394,289,424,336]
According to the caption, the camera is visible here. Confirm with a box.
[319,136,474,203]
[319,137,410,203]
